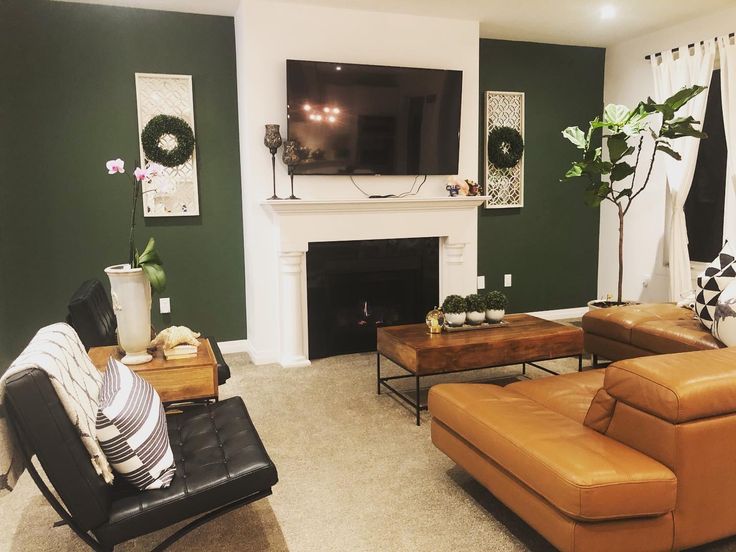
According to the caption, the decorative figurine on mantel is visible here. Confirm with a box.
[264,124,283,200]
[282,139,301,200]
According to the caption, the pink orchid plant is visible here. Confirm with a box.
[106,158,166,292]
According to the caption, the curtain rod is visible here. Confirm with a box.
[644,32,734,60]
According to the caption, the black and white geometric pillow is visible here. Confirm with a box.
[695,244,736,329]
[96,358,176,490]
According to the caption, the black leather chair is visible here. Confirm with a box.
[4,367,278,551]
[66,279,232,385]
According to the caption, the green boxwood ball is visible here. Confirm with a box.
[141,114,195,168]
[487,125,524,169]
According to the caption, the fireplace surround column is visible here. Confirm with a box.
[278,251,311,368]
[441,240,473,299]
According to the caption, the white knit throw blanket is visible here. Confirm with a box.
[0,323,114,494]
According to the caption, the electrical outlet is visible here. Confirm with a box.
[504,274,512,287]
[477,275,486,289]
[159,297,171,314]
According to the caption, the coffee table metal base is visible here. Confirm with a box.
[377,353,584,426]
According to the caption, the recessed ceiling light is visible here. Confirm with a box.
[600,5,617,20]
[336,66,342,71]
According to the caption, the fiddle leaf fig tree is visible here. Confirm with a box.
[561,85,708,304]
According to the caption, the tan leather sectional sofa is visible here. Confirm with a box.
[429,306,736,551]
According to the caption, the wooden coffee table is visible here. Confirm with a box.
[88,338,218,404]
[376,314,583,424]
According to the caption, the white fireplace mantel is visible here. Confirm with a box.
[261,196,487,368]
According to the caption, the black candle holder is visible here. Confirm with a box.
[264,124,283,200]
[282,140,301,200]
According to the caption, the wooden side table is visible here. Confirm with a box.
[88,338,218,404]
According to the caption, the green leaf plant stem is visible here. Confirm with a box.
[561,86,708,304]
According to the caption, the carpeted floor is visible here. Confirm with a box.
[3,352,736,551]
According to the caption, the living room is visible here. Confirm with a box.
[1,0,736,550]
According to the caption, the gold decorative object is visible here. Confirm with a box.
[150,325,201,350]
[425,307,445,334]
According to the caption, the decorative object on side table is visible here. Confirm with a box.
[151,325,201,359]
[425,307,445,334]
[104,158,167,365]
[282,139,301,199]
[441,295,467,327]
[264,124,283,200]
[483,290,507,323]
[560,85,707,307]
[465,293,486,325]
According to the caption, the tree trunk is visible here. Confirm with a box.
[617,206,624,304]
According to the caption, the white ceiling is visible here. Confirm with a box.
[56,0,735,47]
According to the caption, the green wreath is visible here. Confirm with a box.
[487,126,524,169]
[141,115,195,168]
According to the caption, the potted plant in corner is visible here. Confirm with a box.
[465,293,486,325]
[484,290,508,323]
[560,85,707,308]
[441,295,467,327]
[104,158,166,365]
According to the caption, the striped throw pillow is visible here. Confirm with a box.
[96,358,175,490]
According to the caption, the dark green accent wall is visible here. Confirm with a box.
[0,0,246,370]
[478,39,604,312]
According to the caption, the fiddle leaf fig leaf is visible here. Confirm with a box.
[562,126,586,149]
[610,162,635,183]
[607,133,630,163]
[603,104,630,126]
[663,85,707,113]
[563,163,583,180]
[656,143,682,160]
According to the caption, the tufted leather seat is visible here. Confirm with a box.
[94,398,278,546]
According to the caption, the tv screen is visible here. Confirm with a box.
[286,60,462,176]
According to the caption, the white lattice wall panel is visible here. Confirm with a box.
[485,91,524,209]
[135,73,199,217]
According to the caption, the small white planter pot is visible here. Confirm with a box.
[444,312,467,327]
[486,309,505,323]
[105,264,152,365]
[466,311,486,325]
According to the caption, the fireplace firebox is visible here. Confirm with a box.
[306,238,439,359]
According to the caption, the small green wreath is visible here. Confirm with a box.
[141,114,195,168]
[487,126,524,169]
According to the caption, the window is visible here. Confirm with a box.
[685,69,728,263]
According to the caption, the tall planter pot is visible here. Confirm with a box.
[105,264,152,365]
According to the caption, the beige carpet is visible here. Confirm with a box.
[2,352,736,551]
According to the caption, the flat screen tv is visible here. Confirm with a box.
[286,60,462,176]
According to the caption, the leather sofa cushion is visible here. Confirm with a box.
[506,369,605,424]
[93,397,278,546]
[606,349,736,423]
[631,319,723,354]
[582,304,693,344]
[428,383,676,521]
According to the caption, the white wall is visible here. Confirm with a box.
[601,6,736,302]
[234,0,479,363]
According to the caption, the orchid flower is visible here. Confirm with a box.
[146,163,164,179]
[134,167,147,181]
[106,158,125,174]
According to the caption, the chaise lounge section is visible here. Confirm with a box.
[429,348,736,551]
[582,303,722,363]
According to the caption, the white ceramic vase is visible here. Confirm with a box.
[466,311,485,325]
[486,309,505,323]
[105,264,152,365]
[445,312,467,327]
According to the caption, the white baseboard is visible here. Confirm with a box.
[217,339,249,354]
[525,306,588,320]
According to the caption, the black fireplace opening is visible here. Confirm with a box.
[307,238,439,359]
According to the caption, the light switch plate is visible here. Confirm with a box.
[159,297,171,314]
[477,275,486,289]
[504,274,512,287]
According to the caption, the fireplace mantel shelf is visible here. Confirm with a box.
[262,195,489,213]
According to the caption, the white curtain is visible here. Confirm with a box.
[651,42,715,301]
[719,36,736,246]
